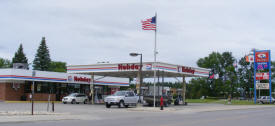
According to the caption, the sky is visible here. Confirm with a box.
[1,0,275,68]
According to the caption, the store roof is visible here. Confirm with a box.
[0,69,129,86]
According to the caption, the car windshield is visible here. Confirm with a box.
[112,91,126,96]
[266,96,274,99]
[68,93,78,97]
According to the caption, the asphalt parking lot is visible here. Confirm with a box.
[1,101,274,114]
[0,102,274,123]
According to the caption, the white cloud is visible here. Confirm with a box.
[1,0,275,68]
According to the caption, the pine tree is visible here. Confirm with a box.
[33,37,51,71]
[12,44,28,64]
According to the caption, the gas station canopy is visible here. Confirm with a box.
[67,62,210,78]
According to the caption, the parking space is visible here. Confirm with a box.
[1,101,275,124]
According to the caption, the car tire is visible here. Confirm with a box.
[63,102,67,104]
[125,105,129,108]
[84,99,88,104]
[174,101,178,105]
[118,101,124,108]
[260,101,264,104]
[106,103,111,108]
[71,99,76,104]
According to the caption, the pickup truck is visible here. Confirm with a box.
[104,91,139,108]
[257,96,275,104]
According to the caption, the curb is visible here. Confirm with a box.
[5,101,62,103]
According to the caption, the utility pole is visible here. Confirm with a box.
[31,70,35,115]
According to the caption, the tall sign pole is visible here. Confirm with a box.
[253,49,257,104]
[269,50,272,103]
[253,50,271,104]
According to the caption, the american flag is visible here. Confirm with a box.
[141,16,156,30]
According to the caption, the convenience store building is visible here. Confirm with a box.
[0,68,128,101]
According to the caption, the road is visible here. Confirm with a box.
[0,103,274,126]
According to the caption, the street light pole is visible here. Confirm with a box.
[139,54,143,103]
[130,53,143,103]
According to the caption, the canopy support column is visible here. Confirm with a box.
[182,76,186,103]
[90,73,94,104]
[136,72,140,94]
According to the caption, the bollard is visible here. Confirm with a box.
[52,101,54,112]
[160,96,164,110]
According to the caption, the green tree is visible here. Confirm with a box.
[33,37,51,71]
[187,78,209,99]
[196,51,237,98]
[0,58,11,68]
[11,44,28,64]
[237,56,254,98]
[49,61,67,72]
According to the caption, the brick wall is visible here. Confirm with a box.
[0,83,56,101]
[25,93,56,101]
[0,83,6,101]
[5,83,25,101]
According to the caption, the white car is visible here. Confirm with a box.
[62,93,88,104]
[104,91,139,108]
[257,96,275,104]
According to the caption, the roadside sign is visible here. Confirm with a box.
[256,83,269,89]
[255,51,269,62]
[255,62,269,70]
[256,72,269,80]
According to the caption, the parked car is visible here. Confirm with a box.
[174,95,183,105]
[256,96,275,104]
[62,93,88,104]
[104,91,139,108]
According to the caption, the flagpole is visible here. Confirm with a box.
[153,12,157,107]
